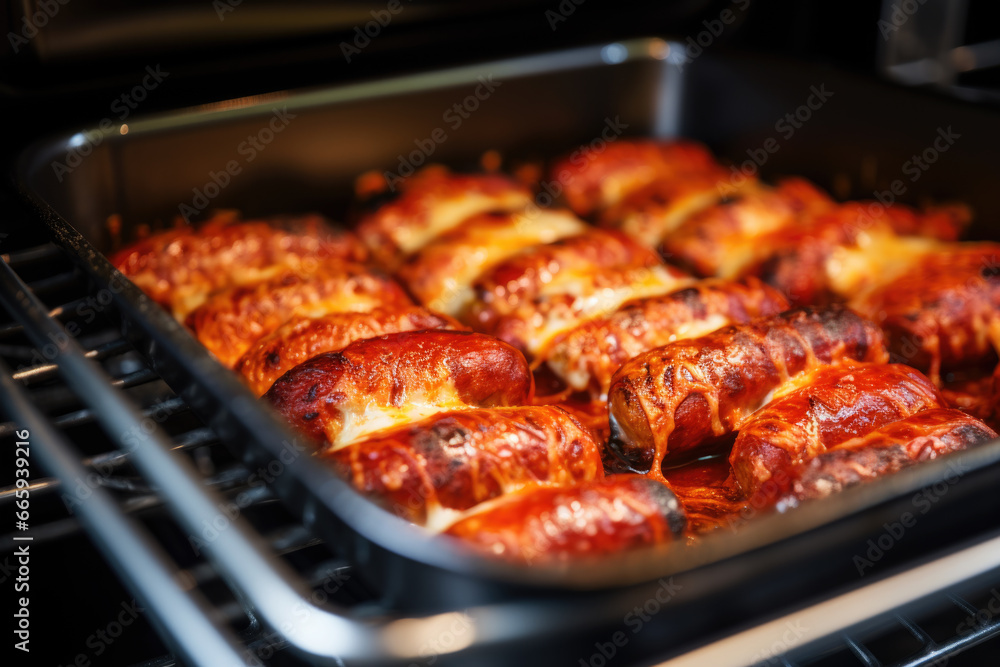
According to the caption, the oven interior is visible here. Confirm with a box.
[6,33,1000,667]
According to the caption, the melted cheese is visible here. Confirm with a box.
[622,188,724,248]
[394,190,531,256]
[826,234,941,301]
[171,263,289,320]
[668,312,731,344]
[426,210,585,315]
[293,293,388,319]
[524,265,691,355]
[327,373,470,450]
[423,506,470,533]
[551,311,731,392]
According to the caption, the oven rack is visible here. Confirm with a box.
[3,193,1000,666]
[0,218,352,666]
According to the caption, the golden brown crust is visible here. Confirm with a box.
[355,166,532,269]
[729,363,945,495]
[185,264,412,368]
[109,143,996,551]
[110,214,368,319]
[661,178,834,278]
[395,209,586,316]
[234,305,463,396]
[466,229,690,357]
[607,306,888,476]
[324,406,604,526]
[542,277,790,397]
[550,139,721,217]
[753,408,996,510]
[598,167,743,248]
[263,330,534,448]
[443,475,685,562]
[747,202,970,306]
[851,243,1000,381]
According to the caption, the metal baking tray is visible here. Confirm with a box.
[13,37,1000,664]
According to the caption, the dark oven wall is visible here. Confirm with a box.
[0,0,890,167]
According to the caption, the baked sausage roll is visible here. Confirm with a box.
[550,139,723,218]
[542,277,789,398]
[325,406,603,527]
[850,243,1000,383]
[746,408,996,511]
[264,330,534,448]
[467,229,690,358]
[395,209,586,317]
[729,363,946,496]
[444,475,686,562]
[235,305,462,396]
[111,213,367,319]
[607,306,888,476]
[355,165,533,268]
[661,178,833,278]
[185,263,412,368]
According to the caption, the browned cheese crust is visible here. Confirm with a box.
[235,305,463,395]
[542,277,790,398]
[607,306,888,477]
[264,330,534,449]
[111,214,368,319]
[730,363,945,496]
[467,228,690,358]
[661,178,833,277]
[355,165,533,269]
[851,243,1000,382]
[324,406,604,526]
[395,209,586,317]
[443,475,685,562]
[751,408,996,511]
[550,139,722,218]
